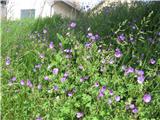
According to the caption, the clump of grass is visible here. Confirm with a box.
[1,1,160,120]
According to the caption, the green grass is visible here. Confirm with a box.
[1,1,160,120]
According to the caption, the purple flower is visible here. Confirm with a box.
[36,117,43,120]
[143,94,152,103]
[64,72,69,78]
[150,58,156,64]
[124,67,134,75]
[37,84,42,90]
[137,75,145,84]
[6,57,11,65]
[27,80,33,88]
[132,108,138,113]
[94,82,99,87]
[95,34,100,40]
[129,104,135,109]
[118,34,125,42]
[20,80,25,86]
[115,96,121,102]
[90,36,96,41]
[52,68,59,75]
[70,22,76,28]
[100,86,106,92]
[80,77,85,82]
[76,112,84,118]
[64,49,72,53]
[115,48,122,58]
[49,42,54,49]
[53,85,58,91]
[87,32,93,38]
[11,77,16,81]
[44,76,49,81]
[68,92,73,97]
[85,42,92,48]
[109,89,114,96]
[61,77,66,82]
[98,92,104,98]
[135,69,144,76]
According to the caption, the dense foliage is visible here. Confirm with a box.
[1,1,160,120]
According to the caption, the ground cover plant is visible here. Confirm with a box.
[1,1,160,120]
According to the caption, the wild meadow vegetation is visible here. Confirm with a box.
[1,1,160,120]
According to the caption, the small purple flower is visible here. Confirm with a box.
[98,92,104,98]
[143,94,152,103]
[27,80,33,88]
[36,117,43,120]
[115,96,121,102]
[70,22,76,28]
[49,42,54,49]
[61,77,66,82]
[53,85,58,91]
[124,67,134,75]
[100,86,106,92]
[64,72,69,78]
[64,49,72,53]
[44,76,49,81]
[52,68,59,75]
[87,32,93,38]
[95,34,100,40]
[6,57,11,65]
[94,82,99,87]
[118,34,125,42]
[80,77,85,82]
[11,77,16,81]
[109,89,114,96]
[76,112,84,118]
[135,69,144,76]
[68,92,73,97]
[137,75,145,84]
[115,48,122,58]
[90,36,96,41]
[20,80,25,86]
[85,42,92,48]
[132,108,138,113]
[129,104,135,109]
[37,84,42,90]
[150,58,156,64]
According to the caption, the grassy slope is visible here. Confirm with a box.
[1,1,160,120]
